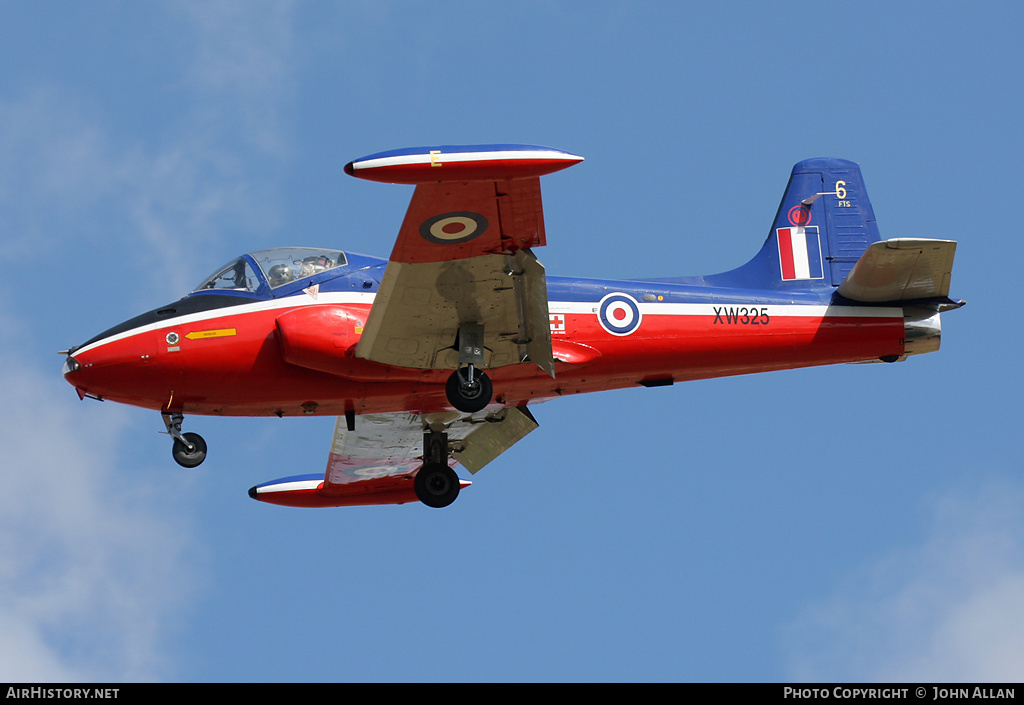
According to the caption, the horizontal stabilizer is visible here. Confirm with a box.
[836,238,957,303]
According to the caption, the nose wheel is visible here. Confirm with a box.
[162,412,207,468]
[172,432,207,468]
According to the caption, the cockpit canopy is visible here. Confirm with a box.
[193,248,348,294]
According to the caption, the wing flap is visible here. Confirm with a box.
[356,250,549,370]
[836,238,957,302]
[451,406,539,474]
[516,249,554,377]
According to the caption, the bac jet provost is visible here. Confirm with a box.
[62,145,964,509]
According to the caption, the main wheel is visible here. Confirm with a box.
[445,368,493,413]
[414,463,460,508]
[172,432,207,468]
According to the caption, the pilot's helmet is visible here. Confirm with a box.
[268,264,294,287]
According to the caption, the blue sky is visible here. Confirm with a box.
[0,1,1021,682]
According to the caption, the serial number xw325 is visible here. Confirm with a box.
[712,306,770,325]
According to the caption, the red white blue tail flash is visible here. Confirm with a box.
[778,226,824,281]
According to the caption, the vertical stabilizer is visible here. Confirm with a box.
[704,158,882,292]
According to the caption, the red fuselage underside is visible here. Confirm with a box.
[67,298,905,418]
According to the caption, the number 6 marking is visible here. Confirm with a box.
[835,180,847,199]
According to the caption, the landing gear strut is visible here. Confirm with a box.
[414,429,460,508]
[162,412,207,468]
[445,322,494,413]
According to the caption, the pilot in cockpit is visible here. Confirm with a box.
[268,264,295,287]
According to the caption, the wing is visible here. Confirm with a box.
[346,145,583,377]
[248,407,538,508]
[249,146,575,508]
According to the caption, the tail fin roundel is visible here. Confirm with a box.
[706,158,882,291]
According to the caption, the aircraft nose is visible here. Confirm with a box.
[61,350,93,399]
[61,327,178,407]
[61,336,127,400]
[62,353,81,377]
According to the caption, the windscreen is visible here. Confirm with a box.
[193,257,260,292]
[248,248,347,288]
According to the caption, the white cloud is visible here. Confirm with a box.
[0,4,298,297]
[0,4,303,679]
[0,92,279,302]
[0,354,200,681]
[176,0,297,160]
[784,482,1024,682]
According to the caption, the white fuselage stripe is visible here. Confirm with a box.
[74,291,377,356]
[548,301,903,318]
[78,295,903,356]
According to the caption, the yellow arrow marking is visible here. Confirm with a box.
[185,328,237,341]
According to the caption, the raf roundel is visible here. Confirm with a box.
[420,211,488,245]
[788,204,812,226]
[345,464,415,479]
[598,292,642,336]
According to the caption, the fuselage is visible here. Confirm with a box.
[63,248,907,418]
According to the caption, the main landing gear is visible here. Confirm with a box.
[162,412,207,468]
[445,322,493,413]
[445,364,492,413]
[414,428,460,508]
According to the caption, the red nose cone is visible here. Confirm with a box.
[61,328,177,409]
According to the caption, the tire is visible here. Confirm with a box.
[172,432,207,468]
[445,368,492,413]
[414,463,460,508]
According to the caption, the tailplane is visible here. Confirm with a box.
[836,238,958,303]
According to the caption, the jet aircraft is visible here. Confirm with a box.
[62,145,963,508]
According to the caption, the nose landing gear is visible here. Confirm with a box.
[162,412,207,468]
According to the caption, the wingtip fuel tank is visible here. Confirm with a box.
[344,144,583,184]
